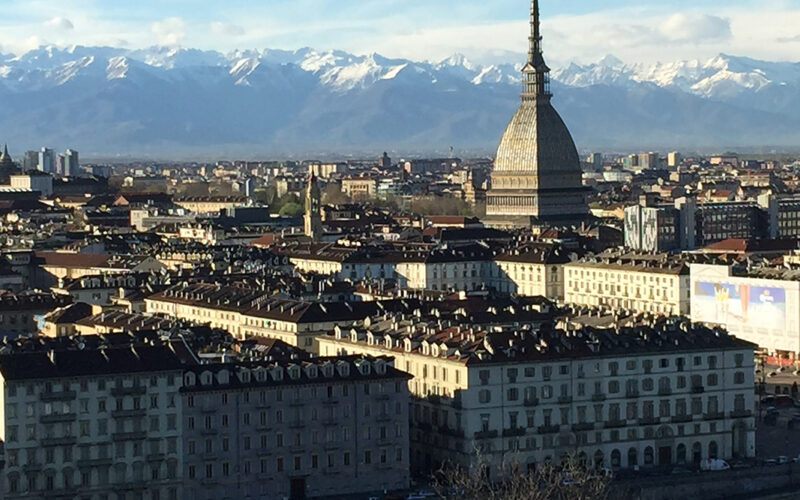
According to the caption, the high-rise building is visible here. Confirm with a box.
[64,149,79,177]
[588,153,603,170]
[38,147,55,173]
[485,0,588,227]
[668,152,682,168]
[22,151,39,171]
[304,167,322,241]
[55,154,66,176]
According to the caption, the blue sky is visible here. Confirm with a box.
[1,0,799,64]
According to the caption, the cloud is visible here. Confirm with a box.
[210,22,245,37]
[777,34,800,43]
[151,17,185,47]
[43,17,74,31]
[659,13,731,42]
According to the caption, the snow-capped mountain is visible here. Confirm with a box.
[0,45,798,156]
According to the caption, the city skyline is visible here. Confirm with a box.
[0,0,799,65]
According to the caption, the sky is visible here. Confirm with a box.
[0,0,799,66]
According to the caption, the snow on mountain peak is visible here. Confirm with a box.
[106,56,129,80]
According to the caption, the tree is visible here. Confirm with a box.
[432,454,613,500]
[279,202,303,217]
[322,183,349,205]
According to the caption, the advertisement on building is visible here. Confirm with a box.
[693,281,787,331]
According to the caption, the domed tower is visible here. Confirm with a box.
[485,0,588,227]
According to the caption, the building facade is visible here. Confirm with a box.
[564,253,690,316]
[318,316,756,477]
[181,356,410,500]
[0,340,184,500]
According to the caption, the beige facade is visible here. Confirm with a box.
[318,321,756,476]
[341,178,377,199]
[564,258,690,316]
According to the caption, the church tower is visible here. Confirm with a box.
[304,166,322,240]
[485,0,589,227]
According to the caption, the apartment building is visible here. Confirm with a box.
[0,337,184,500]
[145,282,420,350]
[181,356,410,500]
[318,315,755,477]
[564,252,690,316]
[0,291,72,337]
[494,245,571,300]
[279,241,570,298]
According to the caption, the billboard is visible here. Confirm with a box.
[693,281,787,331]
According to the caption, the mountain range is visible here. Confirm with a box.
[0,45,799,158]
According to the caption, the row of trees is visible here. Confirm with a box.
[431,455,613,500]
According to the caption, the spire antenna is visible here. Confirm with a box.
[522,0,551,100]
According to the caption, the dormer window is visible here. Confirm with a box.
[201,371,213,386]
[306,365,318,379]
[288,366,301,380]
[217,370,230,385]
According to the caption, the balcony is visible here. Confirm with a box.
[637,417,659,426]
[703,412,725,421]
[146,453,166,462]
[112,431,147,441]
[537,425,560,435]
[288,420,304,429]
[289,399,304,407]
[41,436,77,446]
[557,396,573,405]
[730,409,753,418]
[523,398,539,407]
[77,458,113,467]
[376,393,392,401]
[591,393,606,402]
[40,390,77,402]
[572,422,594,432]
[626,391,640,398]
[438,426,465,438]
[40,412,76,423]
[691,386,705,394]
[671,415,693,423]
[658,388,673,396]
[376,413,392,422]
[604,420,627,429]
[112,409,147,419]
[111,386,147,397]
[502,427,526,437]
[200,427,218,435]
[473,430,498,440]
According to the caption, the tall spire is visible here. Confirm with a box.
[522,0,551,100]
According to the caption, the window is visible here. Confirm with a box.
[507,388,519,401]
[734,372,745,384]
[479,390,491,404]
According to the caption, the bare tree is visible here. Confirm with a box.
[431,453,612,500]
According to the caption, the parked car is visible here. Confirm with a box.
[769,371,778,377]
[778,456,790,464]
[779,366,791,373]
[671,467,692,475]
[775,395,796,407]
[764,458,778,466]
[761,395,775,405]
[700,459,730,471]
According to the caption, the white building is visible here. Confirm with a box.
[691,263,800,356]
[565,252,690,316]
[318,315,756,477]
